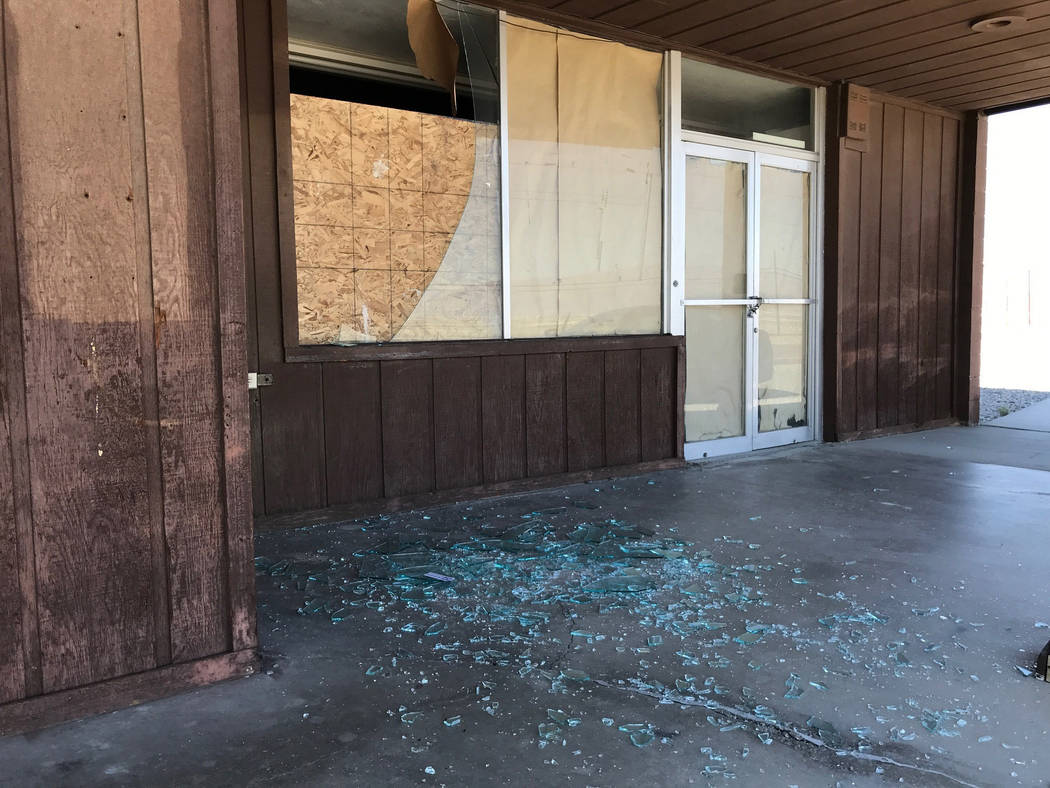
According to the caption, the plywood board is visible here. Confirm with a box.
[290,96,485,343]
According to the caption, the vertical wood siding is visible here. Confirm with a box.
[0,0,255,712]
[825,87,965,440]
[251,346,681,517]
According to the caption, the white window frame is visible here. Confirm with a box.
[498,11,512,338]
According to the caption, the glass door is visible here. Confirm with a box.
[681,143,816,459]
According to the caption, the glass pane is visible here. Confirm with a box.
[685,306,745,441]
[287,0,497,100]
[507,18,663,338]
[757,304,807,433]
[682,58,813,150]
[759,166,810,299]
[685,157,747,300]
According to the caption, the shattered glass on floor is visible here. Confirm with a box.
[255,468,1046,786]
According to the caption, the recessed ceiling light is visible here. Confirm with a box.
[970,14,1028,33]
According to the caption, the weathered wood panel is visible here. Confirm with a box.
[0,326,22,702]
[10,0,157,692]
[0,0,255,727]
[260,365,326,512]
[876,102,904,430]
[917,113,943,426]
[212,0,258,656]
[565,351,606,471]
[835,144,861,437]
[604,349,642,467]
[855,100,884,433]
[0,0,28,705]
[898,108,924,426]
[139,0,228,663]
[324,363,384,504]
[482,355,527,483]
[381,360,435,496]
[525,353,567,477]
[936,118,960,417]
[824,89,967,440]
[640,346,677,461]
[434,357,483,490]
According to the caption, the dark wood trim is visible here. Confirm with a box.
[822,82,844,442]
[208,0,258,654]
[256,457,686,531]
[675,342,685,459]
[270,0,299,353]
[834,417,960,443]
[0,0,42,699]
[239,0,267,518]
[284,333,684,363]
[984,96,1050,114]
[0,649,258,737]
[954,112,986,426]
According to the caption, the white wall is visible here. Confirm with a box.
[982,104,1050,391]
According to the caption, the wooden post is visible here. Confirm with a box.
[955,112,987,426]
[821,82,844,442]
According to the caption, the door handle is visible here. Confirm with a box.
[746,296,763,318]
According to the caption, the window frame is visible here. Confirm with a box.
[272,4,819,363]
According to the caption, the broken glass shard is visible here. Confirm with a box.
[630,730,655,747]
[547,709,569,725]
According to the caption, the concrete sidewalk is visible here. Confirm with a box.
[2,428,1049,787]
[987,396,1050,433]
[838,423,1050,472]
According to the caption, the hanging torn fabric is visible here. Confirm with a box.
[407,0,460,113]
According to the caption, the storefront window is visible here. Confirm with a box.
[505,18,664,337]
[287,0,502,345]
[681,57,813,149]
[284,5,668,347]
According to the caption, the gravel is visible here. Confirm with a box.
[979,387,1050,422]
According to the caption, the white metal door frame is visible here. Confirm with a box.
[679,143,820,459]
[752,153,818,451]
[681,142,755,460]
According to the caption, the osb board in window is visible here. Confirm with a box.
[290,94,476,344]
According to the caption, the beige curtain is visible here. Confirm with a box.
[506,18,663,337]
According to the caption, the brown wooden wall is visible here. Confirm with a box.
[823,86,968,441]
[243,2,684,519]
[0,0,255,727]
[255,343,683,517]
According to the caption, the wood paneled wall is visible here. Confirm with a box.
[243,1,683,519]
[0,0,255,729]
[824,85,967,440]
[255,343,682,517]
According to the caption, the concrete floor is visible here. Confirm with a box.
[3,427,1050,787]
[988,397,1050,434]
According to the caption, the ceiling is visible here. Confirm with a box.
[502,0,1050,111]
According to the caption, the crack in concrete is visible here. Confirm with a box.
[593,680,982,788]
